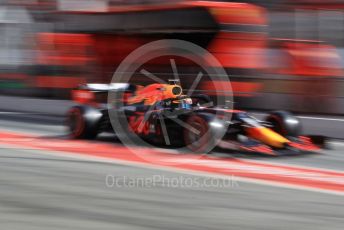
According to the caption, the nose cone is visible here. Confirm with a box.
[247,127,290,148]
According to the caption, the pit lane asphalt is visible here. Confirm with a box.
[0,111,343,229]
[1,146,344,230]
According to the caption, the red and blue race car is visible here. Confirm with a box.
[66,82,325,156]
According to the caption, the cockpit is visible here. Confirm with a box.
[157,97,193,110]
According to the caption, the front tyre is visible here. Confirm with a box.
[266,111,302,137]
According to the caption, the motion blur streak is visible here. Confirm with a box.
[0,99,344,230]
[1,1,344,229]
[0,130,343,194]
[1,147,343,230]
[0,0,344,115]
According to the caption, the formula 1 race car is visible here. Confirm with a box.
[66,81,324,156]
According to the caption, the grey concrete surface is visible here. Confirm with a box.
[0,108,343,229]
[0,95,74,116]
[0,148,343,230]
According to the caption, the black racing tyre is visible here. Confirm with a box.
[266,111,302,137]
[183,115,215,153]
[66,106,100,139]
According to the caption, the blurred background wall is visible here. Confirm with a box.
[0,0,344,115]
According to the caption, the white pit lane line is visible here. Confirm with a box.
[298,116,344,122]
[250,112,344,122]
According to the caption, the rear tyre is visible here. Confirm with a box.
[66,106,99,139]
[266,111,301,137]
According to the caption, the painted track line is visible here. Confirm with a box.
[0,130,343,195]
[250,112,344,122]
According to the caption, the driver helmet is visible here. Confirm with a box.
[180,98,193,109]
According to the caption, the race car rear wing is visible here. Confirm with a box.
[79,83,131,92]
[72,83,138,106]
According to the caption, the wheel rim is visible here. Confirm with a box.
[188,121,203,143]
[185,118,208,152]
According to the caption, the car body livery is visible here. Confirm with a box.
[66,82,324,156]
